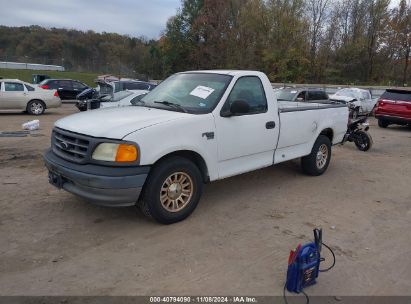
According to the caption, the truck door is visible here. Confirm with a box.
[214,76,279,178]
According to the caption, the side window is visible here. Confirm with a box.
[362,91,370,100]
[308,91,327,101]
[72,81,86,90]
[47,81,58,89]
[24,84,35,91]
[224,76,267,114]
[5,82,24,91]
[58,80,72,89]
[296,91,306,101]
[126,82,149,90]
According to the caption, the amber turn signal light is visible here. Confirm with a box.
[115,144,138,162]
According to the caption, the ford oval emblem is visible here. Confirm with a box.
[60,141,70,150]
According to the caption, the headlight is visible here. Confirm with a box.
[92,143,138,162]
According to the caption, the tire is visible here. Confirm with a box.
[27,100,45,115]
[354,130,373,151]
[378,119,389,128]
[138,156,203,224]
[350,108,360,119]
[301,135,332,176]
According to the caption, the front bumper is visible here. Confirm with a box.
[44,149,150,207]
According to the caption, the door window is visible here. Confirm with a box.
[24,84,35,91]
[72,81,86,90]
[296,91,306,101]
[58,80,72,89]
[46,80,59,89]
[224,76,267,114]
[126,82,149,90]
[308,91,327,101]
[5,82,24,91]
[361,91,371,100]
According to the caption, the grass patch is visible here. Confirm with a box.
[0,69,99,86]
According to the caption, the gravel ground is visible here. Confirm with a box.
[0,104,410,296]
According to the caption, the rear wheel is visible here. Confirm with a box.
[301,135,332,176]
[378,119,389,128]
[27,100,45,115]
[138,156,203,224]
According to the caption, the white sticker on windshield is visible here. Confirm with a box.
[190,86,215,99]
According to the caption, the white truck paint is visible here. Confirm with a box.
[45,70,348,224]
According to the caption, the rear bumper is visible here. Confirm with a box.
[375,114,411,125]
[44,149,150,207]
[46,97,62,108]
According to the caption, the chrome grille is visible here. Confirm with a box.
[52,128,90,163]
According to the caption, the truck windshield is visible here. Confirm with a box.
[140,73,233,114]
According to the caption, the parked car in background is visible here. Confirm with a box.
[0,79,61,115]
[32,74,50,84]
[275,88,329,103]
[75,90,148,111]
[99,90,148,109]
[38,79,89,100]
[330,88,376,117]
[96,79,156,96]
[375,89,411,128]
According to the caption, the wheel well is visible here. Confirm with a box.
[27,99,46,110]
[154,150,210,183]
[320,128,333,142]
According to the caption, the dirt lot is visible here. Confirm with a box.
[0,104,410,296]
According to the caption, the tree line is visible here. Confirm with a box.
[1,0,410,85]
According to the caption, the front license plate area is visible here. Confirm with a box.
[48,171,63,188]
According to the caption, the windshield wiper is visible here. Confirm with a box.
[154,101,188,113]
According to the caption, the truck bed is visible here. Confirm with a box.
[274,100,348,164]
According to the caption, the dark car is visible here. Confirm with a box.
[113,80,156,93]
[375,89,411,128]
[38,79,89,100]
[275,88,329,103]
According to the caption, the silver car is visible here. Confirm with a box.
[0,79,61,115]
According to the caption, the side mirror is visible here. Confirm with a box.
[221,100,250,117]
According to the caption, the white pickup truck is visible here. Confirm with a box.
[44,70,348,224]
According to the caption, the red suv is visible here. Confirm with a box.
[375,89,411,128]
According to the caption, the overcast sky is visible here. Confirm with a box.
[0,0,403,39]
[0,0,181,39]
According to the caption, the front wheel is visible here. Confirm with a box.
[301,135,332,176]
[351,108,360,119]
[138,156,203,224]
[354,130,373,151]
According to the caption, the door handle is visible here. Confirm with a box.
[266,121,275,129]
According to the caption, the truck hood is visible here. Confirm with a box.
[54,106,189,139]
[329,95,356,102]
